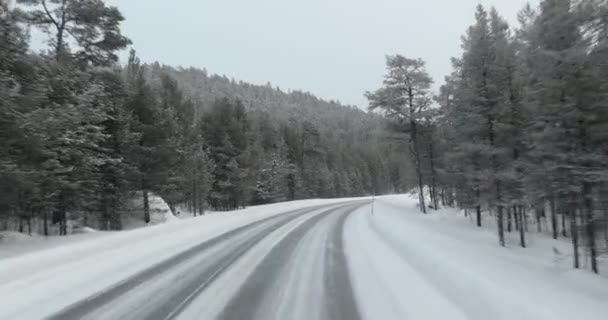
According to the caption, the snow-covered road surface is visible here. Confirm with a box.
[1,195,607,320]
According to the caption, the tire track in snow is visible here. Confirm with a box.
[46,202,358,320]
[187,202,366,320]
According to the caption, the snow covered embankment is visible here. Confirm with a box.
[345,195,608,320]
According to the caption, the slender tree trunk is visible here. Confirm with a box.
[408,87,425,214]
[513,205,520,232]
[497,205,505,247]
[507,207,513,232]
[569,201,580,269]
[143,189,150,224]
[494,178,505,246]
[536,205,542,233]
[26,215,31,236]
[428,139,438,210]
[101,197,109,231]
[522,206,528,233]
[476,189,482,227]
[43,209,49,236]
[416,173,426,213]
[59,210,67,236]
[62,205,68,236]
[111,197,122,231]
[582,183,598,274]
[193,180,198,217]
[550,196,558,239]
[519,206,526,248]
[562,211,568,238]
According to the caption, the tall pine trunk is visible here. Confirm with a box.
[507,207,513,232]
[497,205,505,247]
[143,189,150,224]
[550,196,558,239]
[561,211,568,237]
[192,179,198,217]
[569,200,580,269]
[536,205,542,233]
[476,189,482,227]
[582,183,598,274]
[43,209,49,236]
[428,139,438,210]
[519,206,526,248]
[513,205,520,232]
[26,215,31,236]
[408,87,426,214]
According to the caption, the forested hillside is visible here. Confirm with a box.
[369,0,608,274]
[0,0,406,235]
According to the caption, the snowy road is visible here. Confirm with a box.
[1,196,608,320]
[46,201,367,320]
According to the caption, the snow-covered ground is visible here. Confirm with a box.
[345,195,608,320]
[0,193,174,259]
[0,195,607,320]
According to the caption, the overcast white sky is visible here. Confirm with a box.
[106,0,537,108]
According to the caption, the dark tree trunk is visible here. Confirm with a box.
[569,202,580,269]
[519,206,526,248]
[428,139,438,210]
[43,209,49,236]
[507,207,513,232]
[198,194,205,216]
[109,197,121,231]
[59,209,67,236]
[582,183,598,274]
[101,197,109,231]
[62,206,68,235]
[550,196,558,239]
[536,205,542,233]
[513,205,520,232]
[561,213,568,237]
[476,188,481,227]
[143,189,150,224]
[497,205,505,247]
[408,88,425,214]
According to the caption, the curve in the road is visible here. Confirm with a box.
[48,200,366,320]
[192,202,366,320]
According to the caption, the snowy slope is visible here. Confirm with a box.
[344,195,608,320]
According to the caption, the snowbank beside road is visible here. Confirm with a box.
[345,195,608,320]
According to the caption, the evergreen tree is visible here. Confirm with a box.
[367,55,434,213]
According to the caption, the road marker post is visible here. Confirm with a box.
[371,195,375,216]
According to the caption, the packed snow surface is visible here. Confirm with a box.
[345,195,608,320]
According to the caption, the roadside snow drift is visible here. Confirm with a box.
[344,195,608,320]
